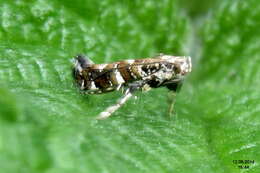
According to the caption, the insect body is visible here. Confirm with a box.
[73,54,192,119]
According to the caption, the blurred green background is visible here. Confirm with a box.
[0,0,259,172]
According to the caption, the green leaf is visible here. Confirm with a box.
[0,0,259,172]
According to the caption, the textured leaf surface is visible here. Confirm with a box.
[0,0,259,172]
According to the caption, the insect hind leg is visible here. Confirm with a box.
[166,82,183,117]
[167,91,177,117]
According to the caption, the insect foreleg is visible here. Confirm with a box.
[96,81,146,120]
[96,90,133,120]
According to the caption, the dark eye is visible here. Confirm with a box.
[72,67,82,81]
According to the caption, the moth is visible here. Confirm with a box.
[72,54,192,119]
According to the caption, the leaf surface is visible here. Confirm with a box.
[0,0,259,172]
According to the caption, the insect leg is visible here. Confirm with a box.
[167,82,182,117]
[167,91,176,117]
[96,89,133,120]
[96,81,146,120]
